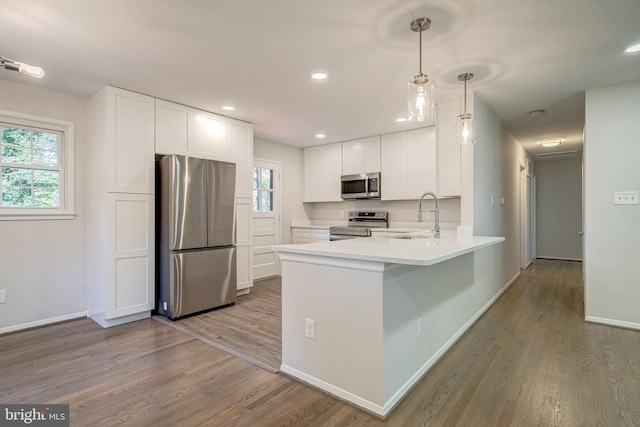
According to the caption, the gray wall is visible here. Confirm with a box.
[0,79,87,332]
[535,158,582,260]
[585,79,640,328]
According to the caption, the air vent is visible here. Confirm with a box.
[534,150,578,158]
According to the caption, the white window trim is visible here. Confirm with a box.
[0,109,75,220]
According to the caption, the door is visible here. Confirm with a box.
[206,160,236,247]
[252,159,281,279]
[160,155,208,251]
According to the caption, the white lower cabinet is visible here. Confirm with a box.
[106,193,155,319]
[291,227,330,244]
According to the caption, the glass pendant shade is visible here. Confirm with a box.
[407,74,434,122]
[456,113,475,144]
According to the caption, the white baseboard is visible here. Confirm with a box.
[585,316,640,331]
[280,364,385,416]
[89,311,150,328]
[0,311,87,335]
[536,256,582,262]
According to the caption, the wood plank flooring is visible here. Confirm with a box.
[155,276,282,373]
[1,260,639,426]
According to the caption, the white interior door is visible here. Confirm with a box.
[252,159,281,279]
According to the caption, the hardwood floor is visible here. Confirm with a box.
[155,276,282,373]
[1,260,639,426]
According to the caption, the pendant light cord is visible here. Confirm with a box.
[464,78,467,114]
[418,28,422,75]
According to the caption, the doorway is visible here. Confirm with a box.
[252,158,281,279]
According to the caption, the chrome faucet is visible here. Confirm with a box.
[418,191,440,238]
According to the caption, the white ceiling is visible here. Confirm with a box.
[1,0,639,156]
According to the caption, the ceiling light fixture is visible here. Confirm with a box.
[0,55,45,78]
[315,133,326,139]
[455,72,475,145]
[538,139,562,147]
[311,72,327,80]
[407,17,434,123]
[222,105,235,111]
[624,43,640,53]
[528,109,546,117]
[396,117,407,122]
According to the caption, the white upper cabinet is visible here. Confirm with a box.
[226,118,254,199]
[436,100,462,197]
[303,142,342,202]
[155,99,193,156]
[381,127,437,200]
[105,87,155,194]
[193,111,228,160]
[342,136,381,175]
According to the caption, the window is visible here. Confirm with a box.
[253,166,274,212]
[0,111,75,220]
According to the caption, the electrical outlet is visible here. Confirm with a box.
[416,318,422,340]
[0,289,5,304]
[614,191,639,205]
[305,318,315,339]
[501,197,505,206]
[490,196,495,208]
[340,210,345,218]
[425,211,432,219]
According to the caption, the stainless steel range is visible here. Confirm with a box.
[329,211,388,241]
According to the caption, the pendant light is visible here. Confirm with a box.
[0,55,45,78]
[456,72,475,144]
[407,18,434,123]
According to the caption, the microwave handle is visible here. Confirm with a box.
[364,177,369,194]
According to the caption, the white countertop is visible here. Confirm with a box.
[274,232,505,266]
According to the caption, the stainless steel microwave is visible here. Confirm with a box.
[341,172,381,199]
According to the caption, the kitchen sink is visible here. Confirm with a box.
[389,234,432,240]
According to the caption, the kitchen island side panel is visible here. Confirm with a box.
[280,256,385,411]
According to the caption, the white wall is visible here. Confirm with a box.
[253,137,307,244]
[535,158,582,260]
[0,79,87,332]
[473,95,528,284]
[585,79,640,329]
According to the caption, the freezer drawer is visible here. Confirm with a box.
[160,247,236,319]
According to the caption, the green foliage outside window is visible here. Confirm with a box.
[0,125,61,208]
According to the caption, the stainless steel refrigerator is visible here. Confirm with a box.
[156,154,237,319]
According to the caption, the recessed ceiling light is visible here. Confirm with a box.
[396,117,407,122]
[538,139,562,147]
[624,43,640,53]
[311,72,327,80]
[315,133,326,139]
[528,109,546,117]
[222,105,235,111]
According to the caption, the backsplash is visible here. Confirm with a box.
[303,198,461,229]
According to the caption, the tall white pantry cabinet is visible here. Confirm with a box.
[88,87,254,328]
[87,86,156,328]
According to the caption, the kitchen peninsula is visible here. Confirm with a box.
[275,232,505,417]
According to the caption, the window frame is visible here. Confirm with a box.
[0,110,75,220]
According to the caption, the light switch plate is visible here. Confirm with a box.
[0,289,6,304]
[614,191,639,205]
